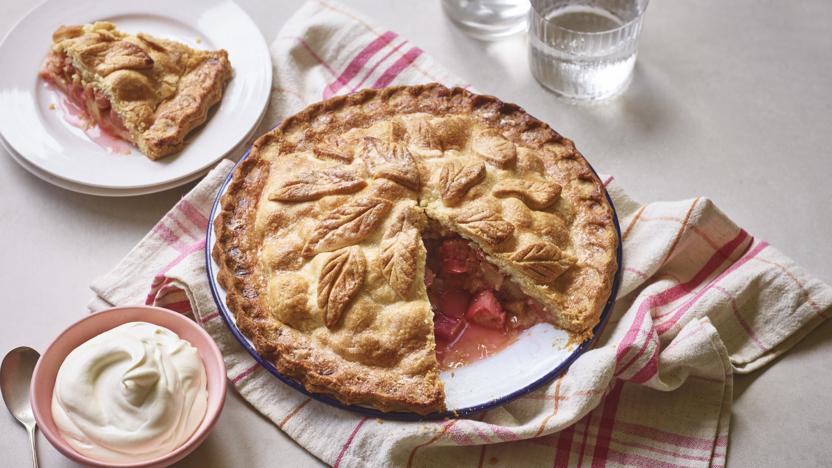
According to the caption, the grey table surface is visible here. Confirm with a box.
[1,0,830,466]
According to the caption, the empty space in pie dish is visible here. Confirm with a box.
[440,323,575,409]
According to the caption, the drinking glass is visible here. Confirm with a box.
[528,0,649,102]
[442,0,531,40]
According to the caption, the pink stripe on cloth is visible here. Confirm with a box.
[570,425,715,463]
[178,199,209,231]
[606,448,684,468]
[627,337,662,384]
[591,380,624,467]
[350,39,408,92]
[613,420,729,451]
[201,311,221,323]
[652,229,751,320]
[371,46,423,88]
[448,425,476,445]
[334,417,368,468]
[169,215,197,240]
[469,421,495,443]
[613,439,712,463]
[155,294,190,311]
[323,31,397,98]
[656,241,769,335]
[145,276,174,305]
[152,221,188,252]
[157,299,193,315]
[575,414,594,467]
[484,423,520,442]
[149,274,167,288]
[232,363,260,384]
[623,267,650,280]
[554,424,575,467]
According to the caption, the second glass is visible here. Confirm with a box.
[442,0,530,40]
[529,0,649,102]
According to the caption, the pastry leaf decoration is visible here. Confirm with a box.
[303,197,391,257]
[358,137,421,190]
[379,210,421,298]
[396,117,442,156]
[510,242,575,284]
[269,169,366,202]
[317,246,366,328]
[472,131,516,168]
[453,203,515,246]
[313,139,353,162]
[78,40,154,76]
[493,178,562,210]
[437,159,486,205]
[405,118,441,149]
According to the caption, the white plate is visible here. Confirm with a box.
[0,0,271,193]
[1,130,254,197]
[205,157,621,418]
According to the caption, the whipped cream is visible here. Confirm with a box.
[51,322,208,463]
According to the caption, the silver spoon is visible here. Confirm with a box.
[1,346,41,468]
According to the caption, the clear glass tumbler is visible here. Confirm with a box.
[529,0,649,102]
[442,0,531,40]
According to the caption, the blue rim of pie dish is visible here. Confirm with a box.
[206,127,623,422]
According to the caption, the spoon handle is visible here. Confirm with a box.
[26,424,39,468]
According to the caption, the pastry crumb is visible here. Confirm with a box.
[196,37,202,44]
[376,418,383,424]
[48,103,56,110]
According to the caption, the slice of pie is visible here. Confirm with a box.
[212,84,618,414]
[39,22,232,159]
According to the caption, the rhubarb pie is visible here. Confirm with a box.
[213,84,618,414]
[40,22,232,159]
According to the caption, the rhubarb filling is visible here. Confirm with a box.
[423,231,551,369]
[40,51,133,142]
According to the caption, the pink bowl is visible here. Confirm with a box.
[30,305,227,468]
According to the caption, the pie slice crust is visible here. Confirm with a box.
[212,84,618,414]
[39,22,232,159]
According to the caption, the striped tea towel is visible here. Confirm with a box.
[89,1,832,466]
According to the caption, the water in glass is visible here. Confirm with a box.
[529,0,648,101]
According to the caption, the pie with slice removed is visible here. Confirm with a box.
[212,84,618,414]
[39,22,232,159]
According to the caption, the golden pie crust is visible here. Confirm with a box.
[41,22,232,159]
[213,84,618,414]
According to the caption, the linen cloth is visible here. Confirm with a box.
[89,1,832,466]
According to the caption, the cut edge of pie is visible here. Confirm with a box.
[39,22,233,159]
[212,84,618,415]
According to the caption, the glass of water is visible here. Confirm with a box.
[529,0,649,102]
[442,0,531,40]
